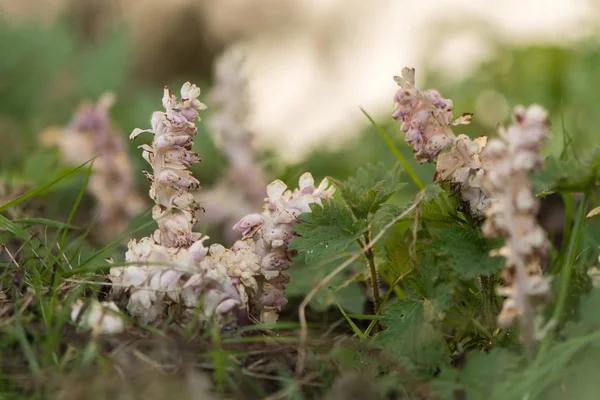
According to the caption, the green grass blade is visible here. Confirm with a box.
[0,159,93,213]
[360,107,425,190]
[13,317,41,376]
[60,161,94,250]
[337,303,366,339]
[344,314,383,320]
[14,218,80,230]
[0,214,34,241]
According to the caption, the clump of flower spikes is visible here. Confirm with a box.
[109,82,333,326]
[52,94,145,240]
[198,48,268,242]
[481,105,552,347]
[392,67,490,218]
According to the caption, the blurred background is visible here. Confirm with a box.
[1,0,600,310]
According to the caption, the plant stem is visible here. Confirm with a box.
[360,231,381,315]
[551,192,574,273]
[536,190,590,361]
[478,275,498,331]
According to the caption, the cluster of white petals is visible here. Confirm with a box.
[481,105,552,344]
[198,49,268,242]
[71,299,125,335]
[233,173,335,323]
[393,67,490,218]
[53,94,145,241]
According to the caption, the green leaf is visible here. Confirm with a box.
[0,214,32,241]
[373,299,450,374]
[433,348,522,400]
[431,225,504,279]
[379,228,418,291]
[335,162,405,219]
[532,148,600,194]
[290,199,367,263]
[417,184,464,228]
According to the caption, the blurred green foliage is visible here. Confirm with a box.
[425,41,600,157]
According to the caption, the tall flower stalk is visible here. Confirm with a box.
[481,105,552,352]
[109,83,238,325]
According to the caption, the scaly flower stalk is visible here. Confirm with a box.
[110,83,239,325]
[198,48,268,242]
[481,105,552,350]
[53,94,145,240]
[233,173,335,323]
[392,67,489,219]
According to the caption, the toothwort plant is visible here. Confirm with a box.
[109,83,333,327]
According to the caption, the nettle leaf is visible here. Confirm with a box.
[373,299,450,374]
[418,184,464,228]
[291,199,368,263]
[433,348,522,400]
[335,162,405,219]
[532,148,600,195]
[380,229,416,288]
[431,225,504,279]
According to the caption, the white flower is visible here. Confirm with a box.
[71,300,124,335]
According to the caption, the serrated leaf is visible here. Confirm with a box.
[374,299,450,373]
[379,228,418,289]
[417,184,464,228]
[431,225,504,279]
[290,199,368,263]
[532,148,600,194]
[335,162,405,219]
